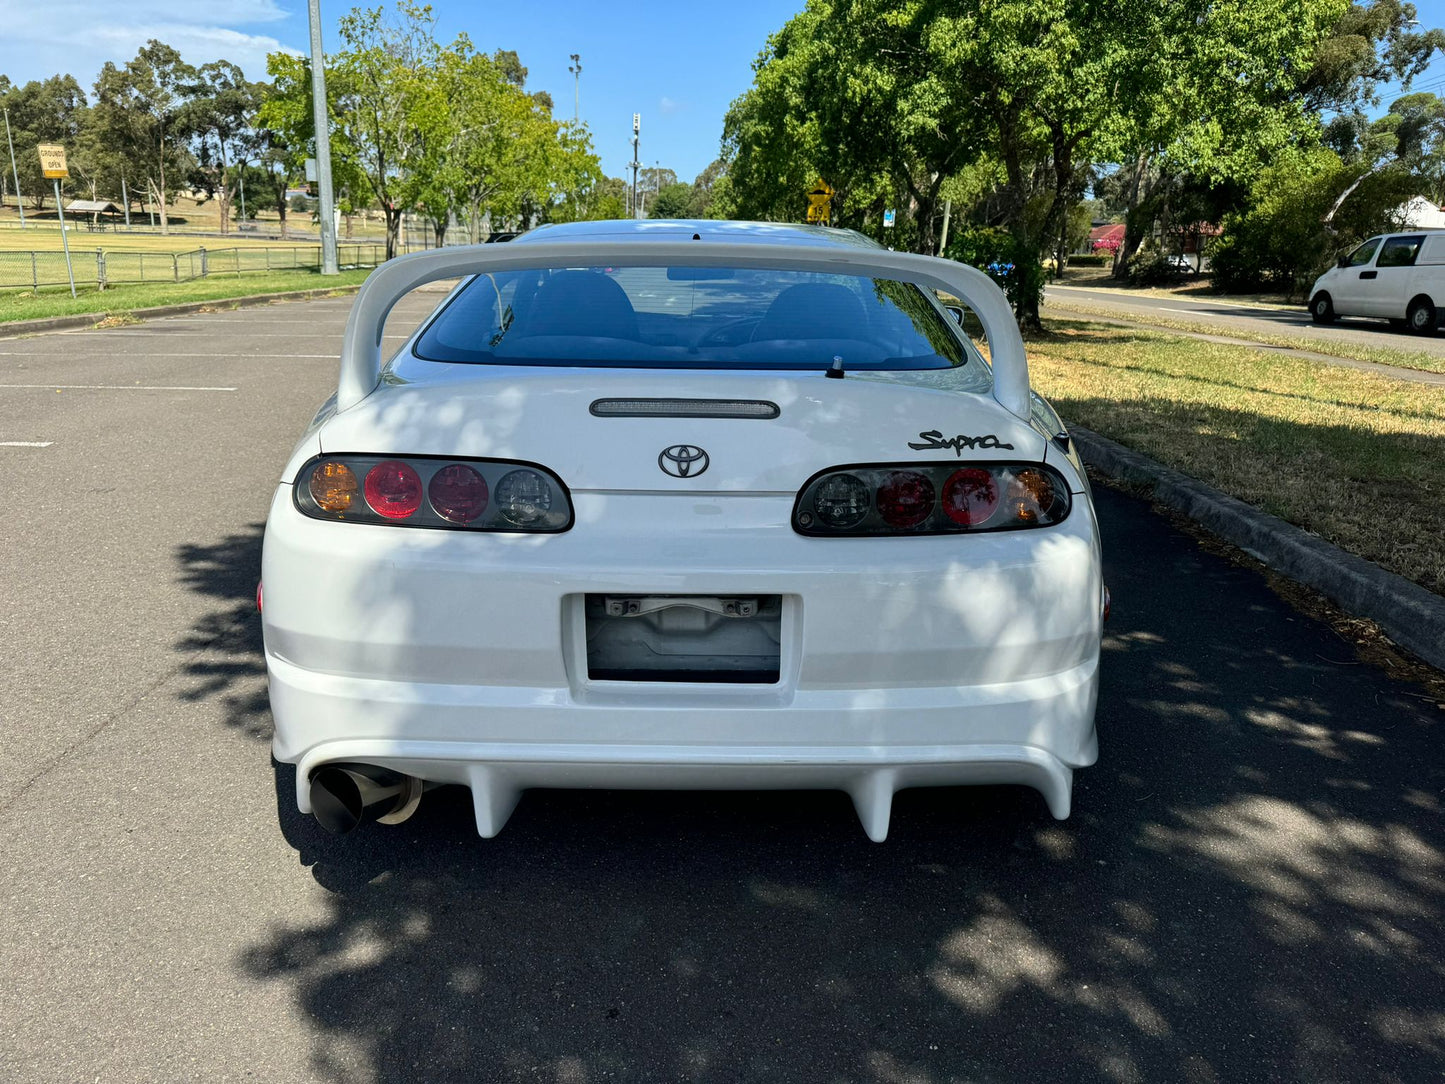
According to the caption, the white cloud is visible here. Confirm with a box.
[659,96,685,115]
[2,1,300,87]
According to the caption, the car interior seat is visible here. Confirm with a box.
[751,282,869,341]
[519,270,641,340]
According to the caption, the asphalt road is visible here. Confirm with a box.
[1045,282,1445,357]
[2,297,1442,1083]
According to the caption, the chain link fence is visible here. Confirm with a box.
[0,244,386,291]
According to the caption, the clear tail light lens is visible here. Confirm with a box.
[810,472,870,529]
[794,462,1070,536]
[294,455,572,533]
[494,469,552,526]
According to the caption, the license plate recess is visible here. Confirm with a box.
[584,594,783,683]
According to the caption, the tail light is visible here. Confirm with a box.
[793,462,1070,536]
[293,455,572,532]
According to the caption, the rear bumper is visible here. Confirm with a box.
[270,651,1098,840]
[263,486,1103,839]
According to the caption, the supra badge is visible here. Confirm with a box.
[659,444,710,478]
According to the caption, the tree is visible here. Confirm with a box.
[91,41,197,232]
[255,55,319,239]
[723,0,1412,324]
[330,1,443,257]
[648,182,695,219]
[182,61,262,235]
[1,74,88,211]
[1210,145,1418,294]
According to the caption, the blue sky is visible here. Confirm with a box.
[0,0,801,183]
[5,1,1445,184]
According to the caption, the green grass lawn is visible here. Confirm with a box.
[0,268,374,324]
[1027,321,1445,597]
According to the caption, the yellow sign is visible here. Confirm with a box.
[806,179,833,224]
[38,144,68,179]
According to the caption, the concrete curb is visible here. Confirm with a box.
[1072,426,1445,672]
[0,284,364,340]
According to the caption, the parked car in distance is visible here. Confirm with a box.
[1309,231,1445,333]
[260,220,1105,843]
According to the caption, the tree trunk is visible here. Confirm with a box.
[157,151,169,235]
[1113,154,1149,280]
[383,201,403,260]
[217,174,231,236]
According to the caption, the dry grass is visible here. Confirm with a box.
[1045,300,1445,377]
[1027,322,1445,597]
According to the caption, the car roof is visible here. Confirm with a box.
[515,218,883,250]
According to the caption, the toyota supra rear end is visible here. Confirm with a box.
[261,220,1104,841]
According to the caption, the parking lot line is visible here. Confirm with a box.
[0,351,335,358]
[0,384,237,392]
[0,441,53,447]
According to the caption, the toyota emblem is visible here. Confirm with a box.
[658,444,710,478]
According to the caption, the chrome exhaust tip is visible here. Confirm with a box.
[309,764,424,834]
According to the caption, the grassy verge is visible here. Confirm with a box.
[1044,300,1445,377]
[0,268,374,324]
[1026,321,1445,597]
[0,229,322,253]
[1055,268,1295,308]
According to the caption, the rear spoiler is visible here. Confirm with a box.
[337,241,1031,419]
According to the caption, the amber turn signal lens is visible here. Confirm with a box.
[309,460,358,512]
[1008,469,1055,523]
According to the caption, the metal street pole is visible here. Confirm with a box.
[307,0,339,274]
[631,113,641,220]
[53,179,75,297]
[4,109,25,228]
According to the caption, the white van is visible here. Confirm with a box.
[1308,231,1445,333]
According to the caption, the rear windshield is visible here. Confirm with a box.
[412,266,969,371]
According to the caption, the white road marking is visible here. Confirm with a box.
[0,384,237,391]
[0,441,53,447]
[0,352,334,358]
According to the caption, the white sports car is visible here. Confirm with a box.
[261,220,1103,841]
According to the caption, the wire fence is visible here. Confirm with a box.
[0,244,387,291]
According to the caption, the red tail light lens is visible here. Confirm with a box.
[364,461,424,519]
[942,468,1000,526]
[877,471,935,527]
[295,455,572,532]
[794,462,1070,536]
[428,463,489,523]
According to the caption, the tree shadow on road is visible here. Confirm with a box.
[177,491,1445,1082]
[174,523,271,741]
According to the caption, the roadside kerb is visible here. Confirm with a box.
[1073,425,1445,672]
[0,284,365,340]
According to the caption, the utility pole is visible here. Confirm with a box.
[631,113,641,219]
[307,0,339,274]
[568,54,581,123]
[3,109,24,228]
